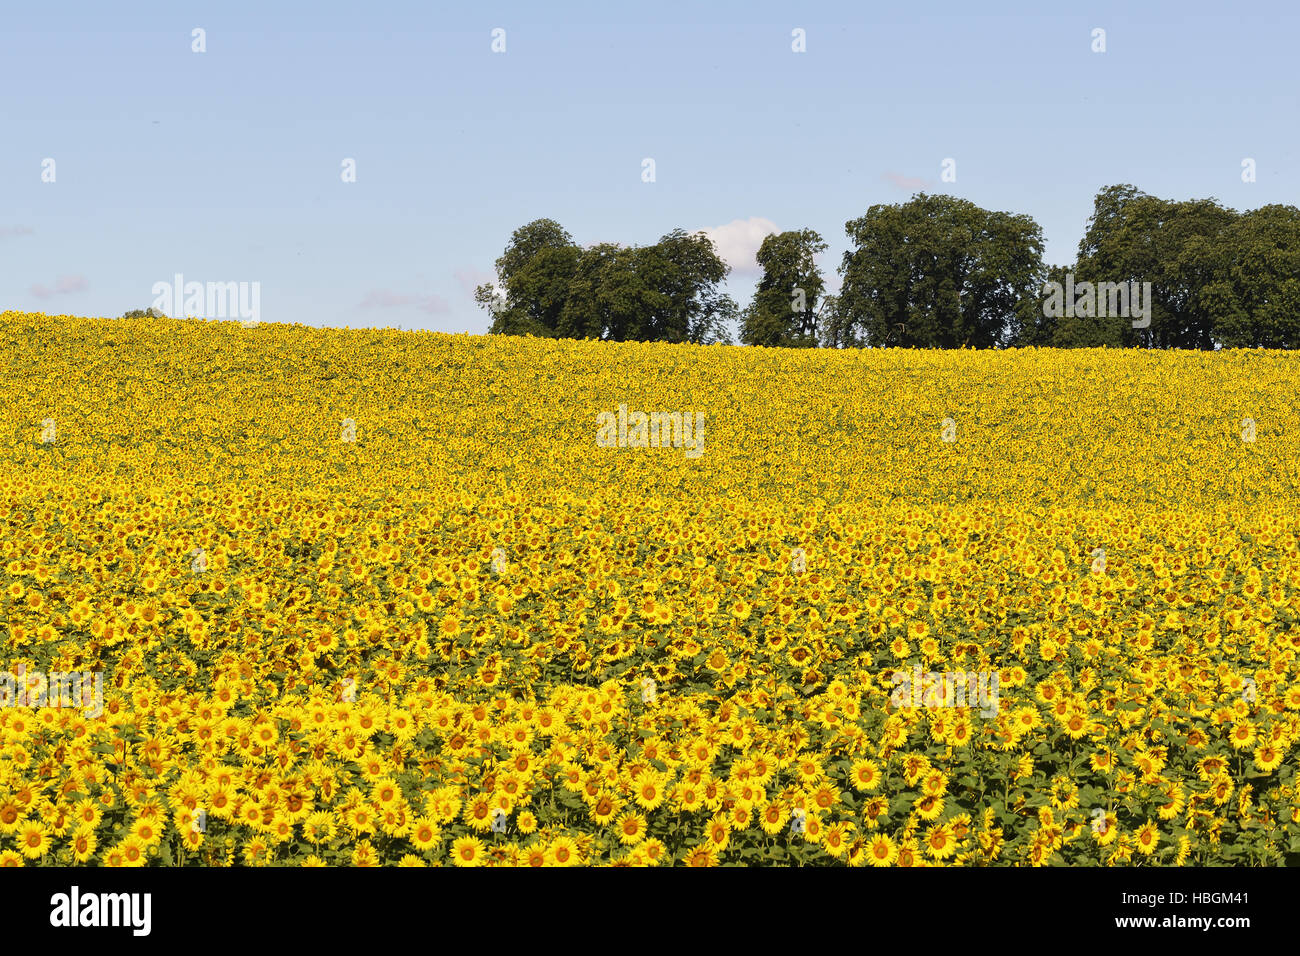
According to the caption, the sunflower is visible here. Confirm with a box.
[924,822,957,860]
[674,783,705,813]
[948,719,975,747]
[1196,755,1229,781]
[913,794,945,821]
[371,778,402,808]
[1157,784,1186,821]
[759,802,789,836]
[616,812,647,845]
[451,836,485,867]
[70,829,98,863]
[182,826,204,852]
[1062,710,1089,740]
[1026,836,1052,866]
[1089,748,1115,774]
[463,794,495,832]
[1134,820,1160,856]
[351,840,380,867]
[921,770,949,798]
[120,835,149,867]
[17,821,49,860]
[823,821,853,858]
[683,844,717,867]
[705,814,730,853]
[1229,721,1256,750]
[410,817,441,851]
[130,817,162,846]
[303,811,337,844]
[640,838,667,866]
[633,775,668,812]
[589,792,621,826]
[1208,773,1235,806]
[889,837,920,868]
[859,796,889,829]
[547,836,579,867]
[240,799,267,829]
[810,783,840,812]
[865,834,897,867]
[521,846,547,867]
[1253,743,1285,773]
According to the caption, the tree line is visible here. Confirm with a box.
[478,185,1300,349]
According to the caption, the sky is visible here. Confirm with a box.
[3,0,1297,336]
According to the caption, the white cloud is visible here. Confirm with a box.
[695,217,780,275]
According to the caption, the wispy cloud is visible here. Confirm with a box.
[883,171,932,192]
[30,275,89,298]
[695,217,780,276]
[357,289,450,314]
[0,225,35,240]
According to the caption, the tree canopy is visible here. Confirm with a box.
[834,194,1045,349]
[740,229,828,348]
[482,188,1300,350]
[476,221,735,345]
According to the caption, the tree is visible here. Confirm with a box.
[816,295,868,351]
[634,229,736,345]
[554,242,630,340]
[740,229,827,348]
[1008,264,1074,347]
[484,222,735,344]
[1073,185,1237,349]
[558,242,662,342]
[475,218,581,337]
[1013,261,1131,349]
[122,308,163,319]
[1201,204,1300,349]
[836,194,1045,348]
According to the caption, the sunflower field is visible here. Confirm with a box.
[1,310,1298,866]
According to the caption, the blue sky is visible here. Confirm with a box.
[3,0,1297,336]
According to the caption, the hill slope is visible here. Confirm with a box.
[0,312,1297,867]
